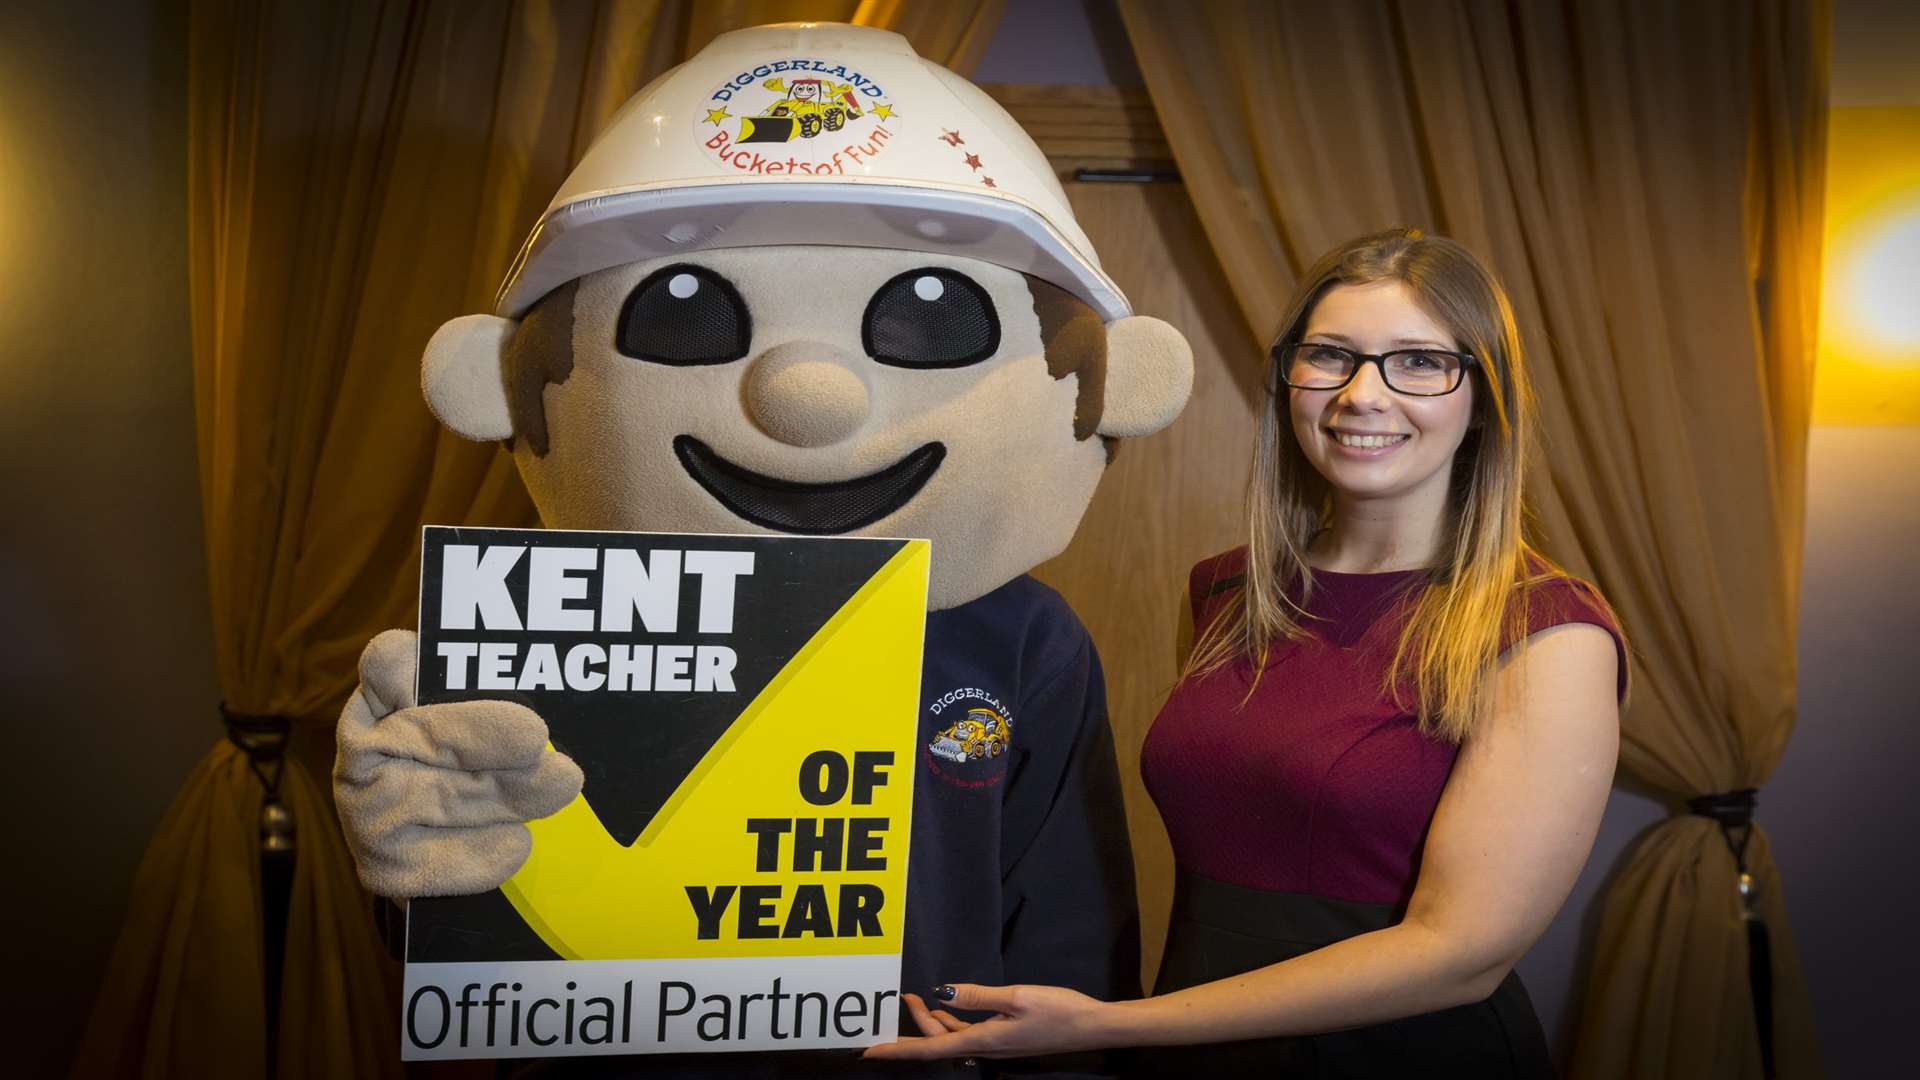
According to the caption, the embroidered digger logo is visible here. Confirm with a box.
[929,706,1011,763]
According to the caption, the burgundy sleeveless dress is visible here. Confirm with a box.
[1134,548,1626,1078]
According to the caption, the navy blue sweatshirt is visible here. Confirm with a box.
[514,574,1141,1078]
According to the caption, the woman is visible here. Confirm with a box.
[865,229,1627,1076]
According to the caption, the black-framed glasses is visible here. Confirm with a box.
[1269,342,1476,396]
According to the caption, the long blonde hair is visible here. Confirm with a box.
[1185,228,1563,743]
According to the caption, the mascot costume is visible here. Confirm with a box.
[333,22,1192,1076]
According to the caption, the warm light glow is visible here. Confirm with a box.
[1815,107,1920,423]
[1846,206,1920,347]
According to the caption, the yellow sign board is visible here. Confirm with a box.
[402,527,928,1060]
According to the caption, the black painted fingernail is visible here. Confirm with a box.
[933,984,956,1002]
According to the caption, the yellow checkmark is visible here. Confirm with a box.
[500,541,929,961]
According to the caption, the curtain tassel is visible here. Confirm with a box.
[223,705,295,1072]
[1688,787,1774,1079]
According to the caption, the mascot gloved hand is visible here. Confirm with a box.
[335,629,582,898]
[334,21,1191,1019]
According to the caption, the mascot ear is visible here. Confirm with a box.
[423,314,517,441]
[1096,315,1194,438]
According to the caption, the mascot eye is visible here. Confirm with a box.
[617,265,752,365]
[862,269,1000,368]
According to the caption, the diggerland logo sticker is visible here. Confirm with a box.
[697,58,900,175]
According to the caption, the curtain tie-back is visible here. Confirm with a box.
[220,705,297,850]
[1687,786,1758,828]
[220,704,297,1067]
[1689,786,1774,1079]
[221,705,289,756]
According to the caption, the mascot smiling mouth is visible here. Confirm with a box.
[673,435,946,535]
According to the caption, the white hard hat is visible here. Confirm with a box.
[494,22,1129,321]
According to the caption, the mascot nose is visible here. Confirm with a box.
[743,344,871,448]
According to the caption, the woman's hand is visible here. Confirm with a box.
[860,984,1120,1060]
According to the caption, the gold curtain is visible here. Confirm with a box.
[75,2,1003,1076]
[1118,2,1826,1077]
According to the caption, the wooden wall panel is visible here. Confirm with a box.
[986,84,1267,987]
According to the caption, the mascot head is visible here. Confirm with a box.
[423,22,1192,609]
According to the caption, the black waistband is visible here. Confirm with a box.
[1168,870,1403,949]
